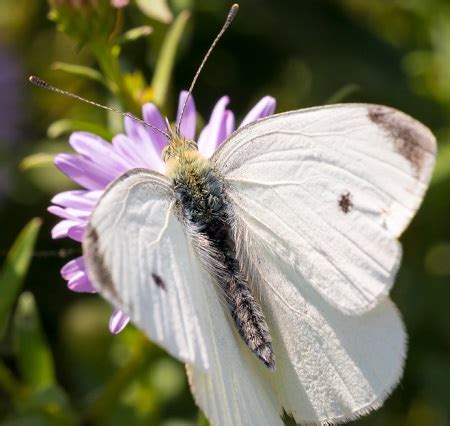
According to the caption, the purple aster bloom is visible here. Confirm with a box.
[49,92,276,334]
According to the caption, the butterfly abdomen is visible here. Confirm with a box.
[223,257,275,369]
[171,153,275,370]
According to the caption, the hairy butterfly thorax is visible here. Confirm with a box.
[163,133,276,370]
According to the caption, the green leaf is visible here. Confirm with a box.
[151,10,190,108]
[83,333,153,424]
[136,0,174,24]
[14,292,56,390]
[18,385,78,426]
[0,218,42,340]
[197,411,210,426]
[117,26,153,45]
[20,154,55,171]
[0,360,24,401]
[20,141,76,195]
[325,83,360,104]
[431,142,450,186]
[51,62,105,85]
[47,119,114,141]
[90,43,141,115]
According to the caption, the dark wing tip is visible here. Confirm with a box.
[368,106,436,178]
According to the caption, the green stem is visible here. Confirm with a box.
[82,334,153,424]
[91,42,141,115]
[151,10,191,110]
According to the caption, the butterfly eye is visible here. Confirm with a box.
[162,138,199,162]
[162,145,171,162]
[186,139,199,151]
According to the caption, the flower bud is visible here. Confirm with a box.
[48,0,122,44]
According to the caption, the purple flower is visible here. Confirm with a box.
[49,92,276,333]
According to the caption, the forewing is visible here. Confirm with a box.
[213,104,436,313]
[83,169,209,370]
[188,234,406,425]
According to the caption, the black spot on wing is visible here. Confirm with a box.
[368,106,434,177]
[84,225,121,302]
[338,191,353,214]
[151,273,166,290]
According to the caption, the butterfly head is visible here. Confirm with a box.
[162,121,198,161]
[162,126,206,178]
[163,135,198,160]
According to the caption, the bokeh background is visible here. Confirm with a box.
[0,0,449,425]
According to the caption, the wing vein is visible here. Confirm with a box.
[232,196,370,303]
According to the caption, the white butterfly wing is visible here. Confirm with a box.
[185,243,283,426]
[212,104,436,313]
[188,235,406,425]
[82,169,210,370]
[83,169,288,424]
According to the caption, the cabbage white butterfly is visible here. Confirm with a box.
[32,4,437,424]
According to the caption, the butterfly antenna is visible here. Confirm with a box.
[29,76,171,140]
[175,3,239,135]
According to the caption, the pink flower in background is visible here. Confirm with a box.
[49,92,276,333]
[111,0,128,8]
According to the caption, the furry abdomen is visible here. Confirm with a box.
[171,155,275,370]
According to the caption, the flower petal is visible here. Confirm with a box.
[142,103,168,155]
[198,96,230,158]
[239,96,276,127]
[68,271,96,293]
[112,134,154,169]
[54,153,115,190]
[51,220,78,239]
[47,205,89,222]
[123,117,166,173]
[109,308,130,334]
[67,224,85,242]
[70,132,132,172]
[176,90,196,140]
[48,206,77,221]
[61,256,85,280]
[51,190,100,210]
[124,102,169,161]
[224,110,235,139]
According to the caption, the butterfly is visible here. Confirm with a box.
[82,100,436,424]
[30,3,436,424]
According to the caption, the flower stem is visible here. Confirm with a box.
[90,42,141,116]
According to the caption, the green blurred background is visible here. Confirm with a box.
[0,0,449,425]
